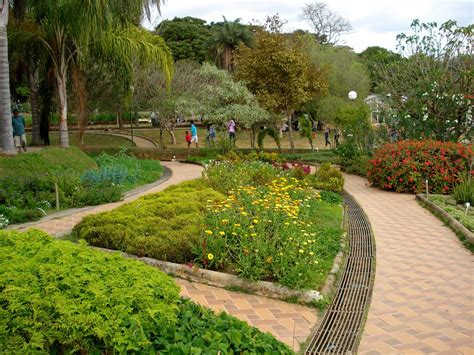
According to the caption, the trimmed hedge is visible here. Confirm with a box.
[367,140,473,194]
[0,230,291,353]
[73,179,224,263]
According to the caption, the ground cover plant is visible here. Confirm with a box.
[427,194,474,232]
[73,179,224,263]
[0,148,163,226]
[200,177,343,290]
[0,230,291,353]
[367,140,473,193]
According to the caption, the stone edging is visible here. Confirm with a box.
[416,194,474,244]
[95,131,159,148]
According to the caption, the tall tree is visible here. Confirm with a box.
[156,17,211,63]
[359,46,402,92]
[0,1,15,154]
[300,2,352,45]
[24,0,172,148]
[235,21,327,151]
[205,17,253,71]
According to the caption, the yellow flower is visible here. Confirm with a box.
[207,253,214,260]
[253,219,259,224]
[266,256,273,264]
[299,249,304,254]
[250,233,257,237]
[221,219,229,224]
[284,222,290,226]
[219,231,225,236]
[232,232,237,236]
[234,223,241,227]
[309,251,315,256]
[249,225,254,229]
[205,230,213,235]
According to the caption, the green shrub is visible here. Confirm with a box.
[309,163,345,193]
[73,179,224,263]
[320,190,344,204]
[0,230,291,353]
[427,195,474,232]
[0,205,44,225]
[453,175,474,205]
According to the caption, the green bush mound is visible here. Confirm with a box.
[309,163,345,193]
[73,179,225,263]
[428,194,474,232]
[0,230,291,354]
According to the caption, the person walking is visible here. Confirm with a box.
[12,109,27,153]
[226,118,236,144]
[324,127,331,147]
[190,120,198,147]
[334,129,340,146]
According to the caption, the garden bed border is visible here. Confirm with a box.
[416,193,474,244]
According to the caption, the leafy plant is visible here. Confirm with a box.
[0,230,290,353]
[309,163,345,193]
[453,175,474,205]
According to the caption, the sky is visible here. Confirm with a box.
[143,0,473,53]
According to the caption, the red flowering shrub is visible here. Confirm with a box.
[367,140,473,194]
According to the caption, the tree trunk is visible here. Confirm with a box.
[0,5,15,154]
[117,111,123,130]
[29,60,41,145]
[166,128,176,145]
[55,67,69,147]
[159,128,165,148]
[71,64,88,146]
[287,116,295,153]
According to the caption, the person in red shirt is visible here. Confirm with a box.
[185,131,192,147]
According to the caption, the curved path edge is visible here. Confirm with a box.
[344,174,474,354]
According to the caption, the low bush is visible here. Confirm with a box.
[0,230,291,353]
[73,179,224,263]
[308,163,345,193]
[199,177,343,290]
[367,140,473,193]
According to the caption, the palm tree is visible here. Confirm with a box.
[0,1,15,154]
[25,0,172,147]
[205,17,252,72]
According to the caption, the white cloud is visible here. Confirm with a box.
[143,0,473,52]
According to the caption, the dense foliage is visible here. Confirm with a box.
[427,195,474,232]
[73,179,224,263]
[0,148,163,225]
[309,163,345,193]
[200,177,342,290]
[0,230,291,353]
[367,140,473,193]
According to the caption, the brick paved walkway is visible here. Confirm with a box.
[12,160,318,351]
[345,174,474,354]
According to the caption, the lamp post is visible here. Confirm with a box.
[130,85,134,144]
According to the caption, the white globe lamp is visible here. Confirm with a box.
[348,91,357,101]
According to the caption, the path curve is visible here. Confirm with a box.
[99,131,158,148]
[344,174,474,354]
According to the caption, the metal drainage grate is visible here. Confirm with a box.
[305,192,375,354]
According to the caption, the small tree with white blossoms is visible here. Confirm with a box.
[377,20,473,142]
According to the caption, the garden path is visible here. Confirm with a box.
[12,160,318,352]
[344,174,474,354]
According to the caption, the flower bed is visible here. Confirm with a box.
[199,177,342,290]
[367,140,473,193]
[0,230,291,353]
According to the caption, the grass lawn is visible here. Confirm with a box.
[26,131,134,148]
[126,128,332,150]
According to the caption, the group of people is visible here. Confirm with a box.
[324,127,341,147]
[185,119,236,148]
